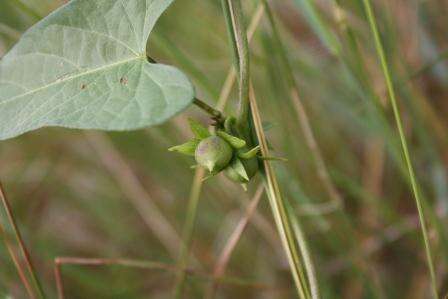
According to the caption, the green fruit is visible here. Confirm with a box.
[195,136,233,172]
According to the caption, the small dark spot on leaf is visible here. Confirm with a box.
[120,77,128,85]
[81,84,86,90]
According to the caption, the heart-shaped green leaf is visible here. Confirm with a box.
[0,0,195,140]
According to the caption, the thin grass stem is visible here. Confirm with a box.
[0,182,46,299]
[262,0,343,212]
[0,222,35,298]
[55,256,273,299]
[226,1,315,297]
[286,202,320,299]
[361,0,438,297]
[250,85,312,299]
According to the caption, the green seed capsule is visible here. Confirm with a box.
[195,136,233,172]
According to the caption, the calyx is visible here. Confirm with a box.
[169,117,260,189]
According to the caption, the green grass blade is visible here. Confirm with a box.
[250,85,312,299]
[262,0,343,212]
[287,202,320,299]
[361,0,439,297]
[291,0,340,55]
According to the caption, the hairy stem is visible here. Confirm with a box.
[220,0,240,72]
[193,98,224,122]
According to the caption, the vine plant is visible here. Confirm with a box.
[0,0,315,298]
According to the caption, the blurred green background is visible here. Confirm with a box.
[1,0,448,298]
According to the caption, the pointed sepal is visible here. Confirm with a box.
[233,158,249,181]
[188,118,211,139]
[169,139,200,156]
[216,131,246,149]
[238,145,260,159]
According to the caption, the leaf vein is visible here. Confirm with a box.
[0,56,146,106]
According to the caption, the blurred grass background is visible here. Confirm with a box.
[1,0,448,298]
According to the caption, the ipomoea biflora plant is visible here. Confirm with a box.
[169,118,260,189]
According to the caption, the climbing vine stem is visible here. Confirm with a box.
[224,0,251,139]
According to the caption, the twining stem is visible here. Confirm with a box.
[225,1,314,297]
[224,0,251,138]
[361,0,438,297]
[216,3,265,110]
[220,0,240,72]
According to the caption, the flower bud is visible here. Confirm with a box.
[195,136,233,172]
